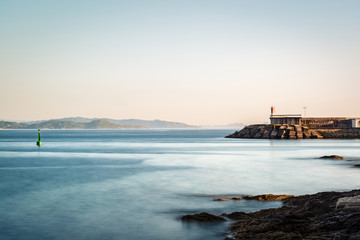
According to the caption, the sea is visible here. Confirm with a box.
[0,129,360,240]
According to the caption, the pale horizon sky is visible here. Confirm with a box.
[1,0,360,125]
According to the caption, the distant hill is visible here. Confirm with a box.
[25,117,197,128]
[83,120,144,129]
[0,120,146,129]
[54,117,94,123]
[22,117,93,125]
[26,120,84,129]
[104,119,196,128]
[0,121,27,129]
[2,118,245,129]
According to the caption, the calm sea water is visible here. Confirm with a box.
[1,129,360,240]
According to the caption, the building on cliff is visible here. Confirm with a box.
[226,109,360,139]
[269,114,301,125]
[270,115,360,128]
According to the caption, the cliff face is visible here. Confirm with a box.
[225,124,360,139]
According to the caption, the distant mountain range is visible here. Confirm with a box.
[0,117,246,129]
[54,118,197,128]
[0,118,197,129]
[0,119,146,129]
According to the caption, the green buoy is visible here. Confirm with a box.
[36,129,42,147]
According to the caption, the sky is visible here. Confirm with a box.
[1,0,359,125]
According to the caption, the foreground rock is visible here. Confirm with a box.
[181,212,226,222]
[336,195,360,210]
[227,190,360,239]
[226,124,360,139]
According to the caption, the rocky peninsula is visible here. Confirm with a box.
[226,124,360,139]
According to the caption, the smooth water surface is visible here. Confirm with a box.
[1,129,360,240]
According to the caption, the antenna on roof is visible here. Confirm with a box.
[303,107,307,126]
[303,107,307,118]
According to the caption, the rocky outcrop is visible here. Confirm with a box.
[242,194,294,201]
[181,212,226,222]
[226,190,360,240]
[320,155,344,159]
[226,124,360,139]
[214,197,242,201]
[213,194,293,202]
[182,190,360,239]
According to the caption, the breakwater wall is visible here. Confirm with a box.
[225,124,360,139]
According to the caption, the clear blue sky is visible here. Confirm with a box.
[1,0,359,125]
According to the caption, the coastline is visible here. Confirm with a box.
[182,190,360,240]
[182,154,360,239]
[226,189,360,239]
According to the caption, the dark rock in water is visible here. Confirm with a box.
[354,164,360,167]
[243,194,294,201]
[231,197,242,201]
[228,190,360,240]
[320,155,344,159]
[181,212,226,222]
[214,196,242,201]
[214,198,230,201]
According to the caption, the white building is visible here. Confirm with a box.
[351,119,360,128]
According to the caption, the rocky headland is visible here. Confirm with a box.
[226,124,360,139]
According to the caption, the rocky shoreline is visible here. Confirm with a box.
[182,190,360,239]
[181,155,360,239]
[227,189,360,239]
[226,124,360,139]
